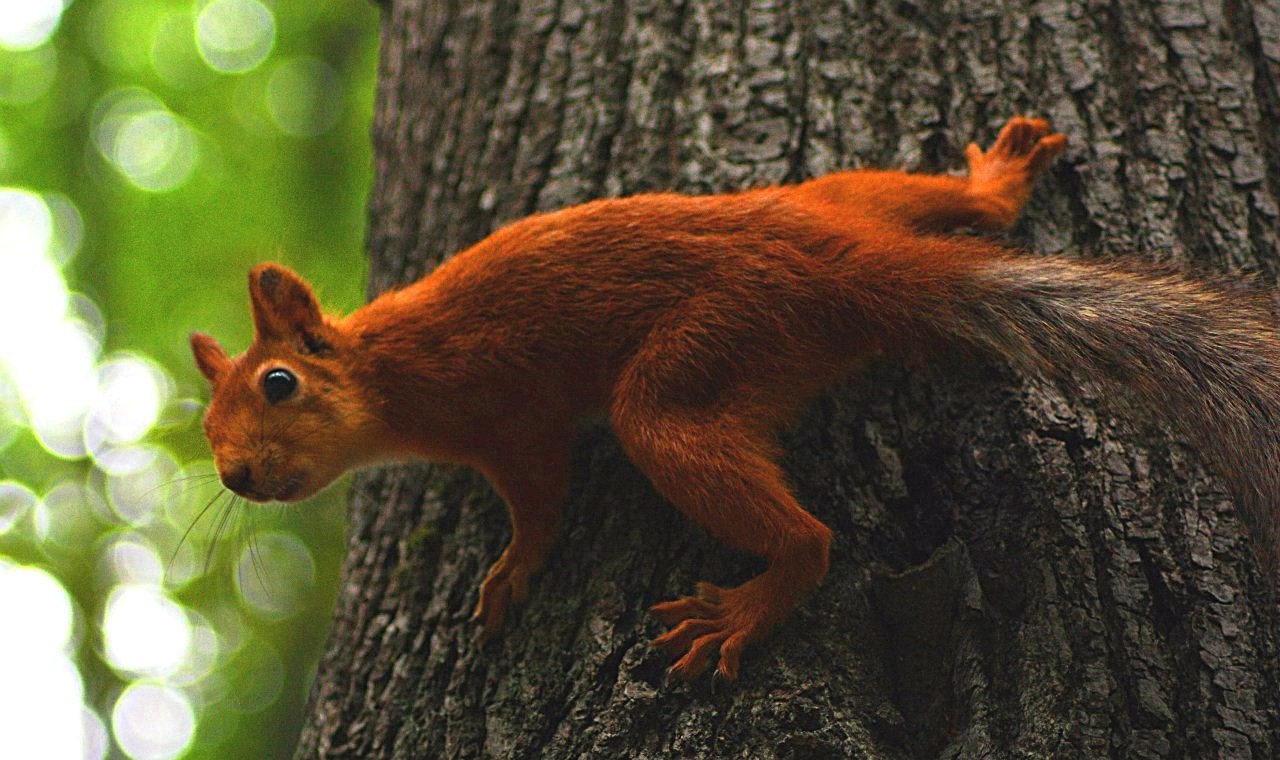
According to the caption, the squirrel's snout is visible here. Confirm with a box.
[218,461,304,502]
[221,464,256,496]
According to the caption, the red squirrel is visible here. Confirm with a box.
[191,117,1280,682]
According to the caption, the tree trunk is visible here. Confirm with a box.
[296,1,1280,757]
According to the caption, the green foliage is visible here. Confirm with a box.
[0,1,380,757]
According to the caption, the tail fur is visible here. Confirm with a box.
[918,251,1280,577]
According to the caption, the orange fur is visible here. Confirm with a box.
[195,117,1069,681]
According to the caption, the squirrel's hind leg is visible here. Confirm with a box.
[786,115,1066,234]
[611,388,832,682]
[961,115,1068,229]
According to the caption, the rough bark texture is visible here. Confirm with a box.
[297,1,1280,757]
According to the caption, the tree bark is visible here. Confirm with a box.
[297,1,1280,757]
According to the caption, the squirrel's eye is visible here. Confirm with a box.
[262,368,297,404]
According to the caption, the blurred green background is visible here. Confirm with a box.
[0,0,381,757]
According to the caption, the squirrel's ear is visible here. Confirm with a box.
[248,263,333,354]
[190,332,230,384]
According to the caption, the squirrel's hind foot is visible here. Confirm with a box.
[650,580,780,683]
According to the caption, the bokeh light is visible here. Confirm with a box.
[92,88,199,192]
[158,460,221,587]
[0,2,380,757]
[0,176,212,760]
[236,530,315,619]
[89,357,169,446]
[0,481,37,534]
[0,651,89,759]
[0,564,92,760]
[195,0,275,74]
[170,611,220,687]
[104,447,179,525]
[0,188,99,458]
[101,536,164,586]
[265,57,342,137]
[103,585,192,678]
[112,683,195,760]
[38,481,108,548]
[0,186,52,253]
[0,0,65,50]
[0,564,73,650]
[83,708,109,760]
[44,193,84,266]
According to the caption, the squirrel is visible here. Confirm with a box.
[191,116,1280,683]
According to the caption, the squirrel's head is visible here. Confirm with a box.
[191,264,376,503]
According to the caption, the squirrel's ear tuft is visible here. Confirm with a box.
[190,332,230,384]
[248,263,333,354]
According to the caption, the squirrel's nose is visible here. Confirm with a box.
[222,464,255,494]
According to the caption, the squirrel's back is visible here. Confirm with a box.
[353,189,932,404]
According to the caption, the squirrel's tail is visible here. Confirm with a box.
[887,245,1280,577]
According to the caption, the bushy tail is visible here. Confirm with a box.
[922,252,1280,576]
